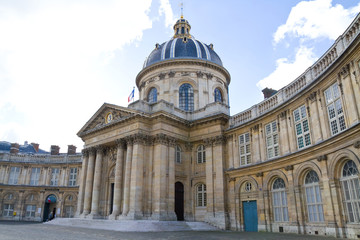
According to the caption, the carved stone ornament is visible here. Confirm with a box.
[88,147,96,156]
[285,165,294,171]
[133,133,149,145]
[158,73,166,80]
[196,71,204,78]
[125,136,134,146]
[205,73,214,80]
[154,133,168,145]
[214,135,227,145]
[279,110,287,119]
[116,139,126,149]
[107,147,117,161]
[168,71,176,78]
[229,177,236,182]
[256,172,263,177]
[81,149,89,157]
[185,142,193,151]
[317,155,328,162]
[168,137,177,147]
[203,138,214,147]
[251,124,260,132]
[353,141,360,149]
[95,145,106,155]
[307,91,317,102]
[181,72,190,76]
[340,64,350,78]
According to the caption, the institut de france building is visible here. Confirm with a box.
[1,13,360,238]
[75,14,360,238]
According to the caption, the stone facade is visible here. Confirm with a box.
[75,14,360,239]
[0,144,81,222]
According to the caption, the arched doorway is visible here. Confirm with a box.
[175,182,184,221]
[43,194,57,222]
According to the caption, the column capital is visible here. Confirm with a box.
[203,138,214,147]
[185,142,193,150]
[214,135,227,145]
[168,137,177,147]
[88,147,96,156]
[154,133,168,145]
[132,133,149,145]
[125,136,134,146]
[81,149,89,157]
[115,139,126,149]
[95,145,106,155]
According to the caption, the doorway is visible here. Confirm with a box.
[243,200,258,232]
[43,194,57,222]
[175,182,184,221]
[109,183,114,215]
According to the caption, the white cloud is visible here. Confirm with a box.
[0,0,153,151]
[274,0,360,43]
[256,46,317,90]
[159,0,176,28]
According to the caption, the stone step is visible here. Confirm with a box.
[44,218,219,232]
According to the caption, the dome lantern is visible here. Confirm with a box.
[173,17,191,39]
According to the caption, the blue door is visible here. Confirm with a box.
[243,200,258,232]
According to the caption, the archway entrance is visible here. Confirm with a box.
[43,194,57,222]
[175,182,184,221]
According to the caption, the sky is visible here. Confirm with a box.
[0,0,359,152]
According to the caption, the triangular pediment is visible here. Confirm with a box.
[77,103,137,137]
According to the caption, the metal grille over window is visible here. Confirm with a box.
[179,83,194,111]
[293,105,311,149]
[175,145,182,163]
[147,87,157,103]
[265,121,279,159]
[197,184,207,207]
[239,133,251,165]
[324,83,346,135]
[197,145,206,163]
[304,170,324,222]
[272,178,289,222]
[340,160,360,223]
[214,88,222,103]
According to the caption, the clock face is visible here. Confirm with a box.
[106,112,113,123]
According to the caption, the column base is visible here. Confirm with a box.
[86,212,101,219]
[204,212,226,229]
[151,211,177,221]
[108,212,120,220]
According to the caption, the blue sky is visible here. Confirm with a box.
[0,0,359,152]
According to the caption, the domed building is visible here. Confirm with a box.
[76,14,360,238]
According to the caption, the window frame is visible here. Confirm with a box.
[3,204,14,217]
[197,145,206,164]
[265,121,279,159]
[304,170,324,222]
[179,83,194,111]
[147,87,157,104]
[68,168,77,186]
[196,183,207,207]
[175,145,182,164]
[30,167,41,186]
[50,168,60,186]
[239,132,251,166]
[25,205,36,217]
[324,83,346,135]
[271,178,289,222]
[8,167,21,185]
[293,105,312,149]
[214,88,223,103]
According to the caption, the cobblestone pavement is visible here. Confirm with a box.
[0,221,344,240]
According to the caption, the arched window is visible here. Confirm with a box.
[196,184,207,207]
[179,83,194,111]
[271,178,289,222]
[197,145,206,163]
[214,88,222,103]
[304,170,324,222]
[340,160,360,223]
[175,145,182,163]
[147,88,157,103]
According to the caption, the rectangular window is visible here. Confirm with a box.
[68,168,77,186]
[239,133,251,165]
[50,168,60,186]
[30,167,41,186]
[8,167,20,185]
[293,105,312,149]
[3,204,14,217]
[26,205,36,217]
[265,121,279,159]
[324,83,346,135]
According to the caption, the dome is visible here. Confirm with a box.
[143,18,223,69]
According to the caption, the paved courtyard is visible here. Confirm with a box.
[0,220,344,240]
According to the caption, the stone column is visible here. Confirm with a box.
[228,178,237,230]
[285,165,300,233]
[109,139,125,219]
[204,138,215,222]
[294,185,306,234]
[75,150,88,217]
[251,125,261,164]
[152,134,168,220]
[307,92,323,143]
[121,137,133,216]
[279,111,290,155]
[89,146,104,218]
[167,137,177,220]
[46,167,52,185]
[212,135,227,229]
[82,148,96,216]
[25,167,31,185]
[128,134,147,219]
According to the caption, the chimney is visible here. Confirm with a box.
[10,143,20,154]
[50,145,60,155]
[67,145,77,155]
[31,143,39,153]
[262,87,277,99]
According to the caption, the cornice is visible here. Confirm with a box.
[136,59,231,88]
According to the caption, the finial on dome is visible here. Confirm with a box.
[180,2,183,19]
